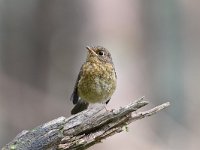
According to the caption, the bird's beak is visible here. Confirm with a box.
[86,46,97,56]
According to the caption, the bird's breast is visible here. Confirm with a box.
[78,62,116,103]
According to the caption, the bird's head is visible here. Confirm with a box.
[86,46,113,64]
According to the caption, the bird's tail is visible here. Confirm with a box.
[71,100,89,115]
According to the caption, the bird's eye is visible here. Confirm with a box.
[98,51,104,56]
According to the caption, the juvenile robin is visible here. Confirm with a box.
[70,46,117,114]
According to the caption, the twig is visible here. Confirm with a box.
[2,97,170,150]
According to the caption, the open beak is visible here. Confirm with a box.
[86,46,97,56]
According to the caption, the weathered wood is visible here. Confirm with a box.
[2,97,170,150]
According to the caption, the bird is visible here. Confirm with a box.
[70,46,117,114]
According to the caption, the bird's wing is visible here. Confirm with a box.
[70,65,83,104]
[113,63,117,79]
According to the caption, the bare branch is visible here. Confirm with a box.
[2,98,170,150]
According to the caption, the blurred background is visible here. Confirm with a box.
[0,0,200,149]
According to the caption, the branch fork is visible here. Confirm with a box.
[2,97,170,150]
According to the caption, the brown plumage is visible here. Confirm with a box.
[70,46,117,114]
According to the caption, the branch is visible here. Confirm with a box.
[2,97,170,150]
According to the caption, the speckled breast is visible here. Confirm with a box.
[78,62,117,103]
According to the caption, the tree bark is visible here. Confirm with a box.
[2,97,170,150]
